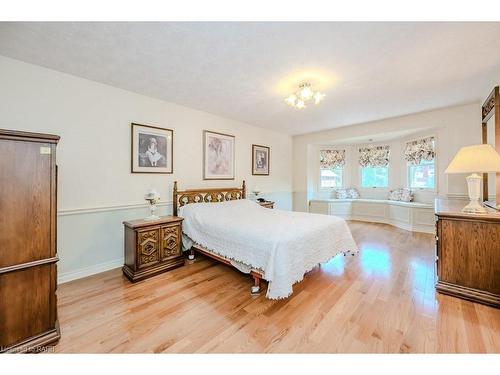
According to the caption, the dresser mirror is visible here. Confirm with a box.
[482,86,500,209]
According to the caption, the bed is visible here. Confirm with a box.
[173,181,358,299]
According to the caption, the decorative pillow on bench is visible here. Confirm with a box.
[400,188,414,202]
[336,189,349,199]
[387,189,401,201]
[336,188,360,199]
[388,188,414,202]
[348,188,360,199]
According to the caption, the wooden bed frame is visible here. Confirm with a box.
[173,180,264,295]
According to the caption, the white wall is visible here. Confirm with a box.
[0,56,293,282]
[293,103,481,212]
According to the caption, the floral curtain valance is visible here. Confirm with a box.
[404,136,435,165]
[320,149,346,169]
[358,146,390,167]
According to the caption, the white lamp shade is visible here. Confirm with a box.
[445,144,500,174]
[144,189,160,200]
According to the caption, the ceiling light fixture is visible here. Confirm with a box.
[285,83,325,109]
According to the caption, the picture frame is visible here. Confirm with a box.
[131,123,173,174]
[252,144,270,176]
[203,130,235,180]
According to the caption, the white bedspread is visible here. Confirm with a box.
[179,199,358,299]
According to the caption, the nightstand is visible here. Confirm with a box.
[258,200,275,209]
[122,216,184,282]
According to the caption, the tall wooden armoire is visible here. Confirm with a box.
[0,129,60,353]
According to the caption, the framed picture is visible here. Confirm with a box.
[203,130,235,180]
[131,123,173,174]
[252,144,270,175]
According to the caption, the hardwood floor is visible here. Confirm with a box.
[54,221,500,353]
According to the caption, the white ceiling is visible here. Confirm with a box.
[1,22,499,135]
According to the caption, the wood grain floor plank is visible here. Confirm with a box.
[53,221,500,353]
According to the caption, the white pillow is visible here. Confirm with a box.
[400,188,414,202]
[387,188,414,202]
[388,189,402,201]
[336,189,349,199]
[348,188,360,199]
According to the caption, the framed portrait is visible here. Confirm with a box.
[252,144,270,175]
[131,123,173,174]
[203,130,235,180]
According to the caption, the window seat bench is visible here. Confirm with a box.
[309,198,435,234]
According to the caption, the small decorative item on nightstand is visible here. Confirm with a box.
[252,185,261,199]
[122,216,184,282]
[144,189,160,220]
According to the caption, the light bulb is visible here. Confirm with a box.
[314,92,325,105]
[285,94,297,106]
[296,100,306,109]
[298,84,313,100]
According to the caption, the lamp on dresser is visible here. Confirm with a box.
[445,144,500,213]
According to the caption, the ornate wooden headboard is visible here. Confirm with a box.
[173,181,246,216]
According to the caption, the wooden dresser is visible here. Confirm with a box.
[122,216,184,282]
[435,199,500,307]
[0,129,60,352]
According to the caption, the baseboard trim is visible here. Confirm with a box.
[348,215,435,234]
[436,281,500,308]
[58,258,123,284]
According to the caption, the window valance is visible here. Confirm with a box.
[404,136,435,165]
[320,149,345,169]
[358,146,390,167]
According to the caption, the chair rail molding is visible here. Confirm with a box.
[58,201,174,216]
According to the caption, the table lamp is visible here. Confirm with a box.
[445,144,500,214]
[144,189,160,220]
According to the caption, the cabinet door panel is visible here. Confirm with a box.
[0,264,55,349]
[0,140,53,267]
[161,225,181,261]
[137,229,160,269]
[440,219,500,293]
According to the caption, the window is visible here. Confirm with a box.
[320,167,343,188]
[404,136,436,189]
[361,166,389,188]
[408,159,435,189]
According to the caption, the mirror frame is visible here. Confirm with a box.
[481,86,499,203]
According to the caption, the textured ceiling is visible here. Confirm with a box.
[1,22,499,135]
